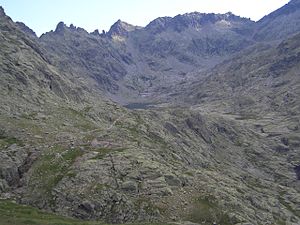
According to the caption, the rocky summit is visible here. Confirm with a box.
[0,1,300,225]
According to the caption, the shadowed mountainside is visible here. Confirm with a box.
[39,12,255,104]
[168,33,300,117]
[253,0,300,41]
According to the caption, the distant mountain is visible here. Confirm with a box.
[38,11,255,104]
[39,22,132,94]
[36,2,300,105]
[254,0,300,41]
[106,19,141,38]
[137,12,254,57]
[146,12,254,34]
[172,32,300,117]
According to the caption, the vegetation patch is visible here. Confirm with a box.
[134,197,161,215]
[94,183,112,192]
[235,113,260,120]
[0,200,104,225]
[20,112,37,120]
[184,170,195,177]
[186,195,232,225]
[0,199,169,225]
[29,146,84,204]
[91,147,127,159]
[0,131,24,149]
[278,195,300,217]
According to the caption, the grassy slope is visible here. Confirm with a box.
[0,200,104,225]
[0,200,167,225]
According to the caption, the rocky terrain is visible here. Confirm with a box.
[0,1,300,225]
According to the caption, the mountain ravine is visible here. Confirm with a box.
[0,1,300,225]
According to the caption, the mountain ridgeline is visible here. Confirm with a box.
[0,1,300,225]
[37,0,300,104]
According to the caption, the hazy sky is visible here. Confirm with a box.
[0,0,290,36]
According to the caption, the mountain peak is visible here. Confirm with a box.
[0,6,5,17]
[259,0,300,22]
[16,22,37,37]
[179,11,251,25]
[54,21,67,34]
[146,12,253,33]
[145,16,172,33]
[254,0,300,41]
[107,19,138,38]
[53,22,88,35]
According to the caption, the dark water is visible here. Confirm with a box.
[124,102,155,110]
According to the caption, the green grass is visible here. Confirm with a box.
[91,147,127,159]
[29,146,84,204]
[186,196,232,225]
[93,183,112,192]
[0,133,24,149]
[278,195,300,217]
[20,112,37,120]
[0,200,170,225]
[184,170,194,177]
[134,197,163,215]
[274,219,287,225]
[0,200,102,225]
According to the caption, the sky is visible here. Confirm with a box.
[0,0,290,36]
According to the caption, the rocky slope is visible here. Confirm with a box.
[39,22,132,94]
[0,1,300,225]
[169,33,300,116]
